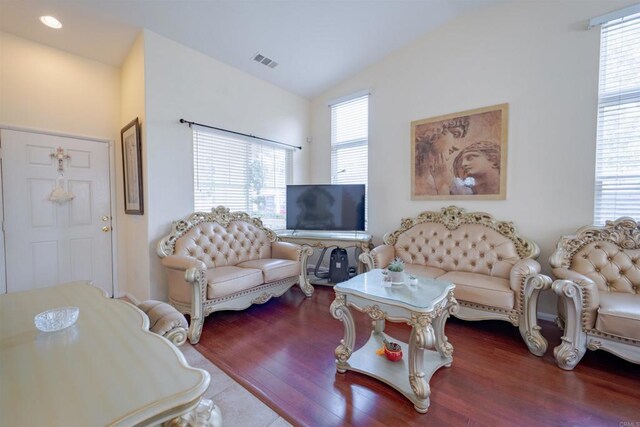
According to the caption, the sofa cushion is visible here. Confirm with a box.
[438,271,513,309]
[404,264,446,279]
[596,292,640,340]
[174,221,273,268]
[571,242,640,293]
[394,223,521,279]
[237,259,300,283]
[207,266,263,299]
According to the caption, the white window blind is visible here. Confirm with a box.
[331,94,369,225]
[193,127,291,229]
[594,11,640,225]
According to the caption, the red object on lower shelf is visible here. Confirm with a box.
[384,342,403,362]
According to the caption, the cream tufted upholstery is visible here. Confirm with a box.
[360,206,549,355]
[392,223,522,278]
[548,217,640,370]
[174,221,273,268]
[157,206,313,344]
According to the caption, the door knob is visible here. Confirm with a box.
[102,226,111,232]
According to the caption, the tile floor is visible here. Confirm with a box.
[180,343,291,427]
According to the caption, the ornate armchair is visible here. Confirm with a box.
[360,206,550,355]
[550,217,640,370]
[157,207,313,344]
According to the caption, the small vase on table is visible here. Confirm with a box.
[387,257,405,285]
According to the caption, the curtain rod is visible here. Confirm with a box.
[179,118,302,150]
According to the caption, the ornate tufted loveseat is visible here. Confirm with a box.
[360,206,550,355]
[549,217,640,370]
[157,206,313,344]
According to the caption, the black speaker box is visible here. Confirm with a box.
[329,248,350,283]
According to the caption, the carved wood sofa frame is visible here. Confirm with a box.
[549,217,640,370]
[157,207,313,344]
[359,206,550,356]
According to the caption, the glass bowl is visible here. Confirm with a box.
[34,306,79,332]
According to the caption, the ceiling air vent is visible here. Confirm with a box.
[252,52,279,69]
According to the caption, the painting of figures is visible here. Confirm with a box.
[411,104,508,200]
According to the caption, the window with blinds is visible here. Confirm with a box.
[331,94,369,226]
[594,10,640,225]
[193,127,291,229]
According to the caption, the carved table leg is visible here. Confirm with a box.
[330,293,355,373]
[165,399,223,427]
[373,318,385,334]
[298,246,315,297]
[432,291,458,367]
[408,317,435,413]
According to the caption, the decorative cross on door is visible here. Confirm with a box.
[51,147,71,173]
[49,147,75,204]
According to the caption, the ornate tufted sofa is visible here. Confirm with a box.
[157,206,313,344]
[549,217,640,370]
[360,206,550,355]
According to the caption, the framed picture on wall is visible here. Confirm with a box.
[121,117,144,214]
[411,103,508,200]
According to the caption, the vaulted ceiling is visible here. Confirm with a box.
[0,1,500,98]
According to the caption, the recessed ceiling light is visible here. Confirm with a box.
[40,16,62,29]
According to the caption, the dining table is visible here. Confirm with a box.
[0,281,220,426]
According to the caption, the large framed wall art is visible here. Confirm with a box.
[411,103,508,200]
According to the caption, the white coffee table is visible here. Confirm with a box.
[330,269,458,413]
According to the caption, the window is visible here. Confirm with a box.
[192,127,292,229]
[593,8,640,224]
[330,93,369,226]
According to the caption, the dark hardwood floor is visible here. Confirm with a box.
[194,286,640,426]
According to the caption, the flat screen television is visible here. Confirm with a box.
[286,184,365,231]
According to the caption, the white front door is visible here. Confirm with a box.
[1,129,113,295]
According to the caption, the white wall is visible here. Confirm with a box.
[0,31,120,139]
[0,31,121,294]
[119,33,149,301]
[143,31,310,300]
[309,0,637,315]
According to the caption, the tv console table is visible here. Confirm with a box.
[277,230,374,275]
